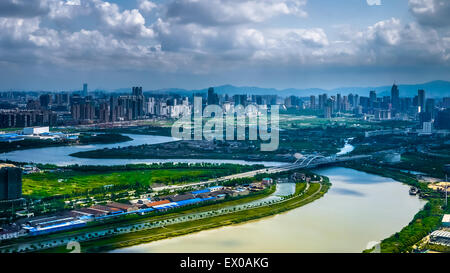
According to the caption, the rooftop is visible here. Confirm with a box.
[0,163,16,168]
[443,214,450,223]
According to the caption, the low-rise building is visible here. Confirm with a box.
[262,178,273,186]
[443,214,450,227]
[147,200,171,207]
[0,224,26,241]
[208,186,225,192]
[430,230,450,247]
[91,204,122,215]
[106,201,138,212]
[249,182,265,191]
[22,126,49,135]
[167,193,195,202]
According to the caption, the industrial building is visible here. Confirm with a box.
[0,133,24,143]
[429,230,450,247]
[0,164,22,201]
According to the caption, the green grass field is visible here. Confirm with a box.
[23,168,236,198]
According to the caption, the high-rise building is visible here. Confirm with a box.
[369,90,376,108]
[310,95,316,109]
[324,98,333,119]
[132,86,143,96]
[348,94,354,107]
[0,164,22,201]
[418,89,425,113]
[319,93,327,110]
[39,94,52,109]
[359,96,369,110]
[98,102,110,123]
[207,87,219,105]
[83,83,88,97]
[336,94,342,112]
[436,109,450,129]
[391,84,400,111]
[443,97,450,108]
[425,98,435,122]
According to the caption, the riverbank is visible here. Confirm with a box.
[343,162,446,253]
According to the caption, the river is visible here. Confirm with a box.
[1,134,426,252]
[112,167,426,253]
[0,134,284,167]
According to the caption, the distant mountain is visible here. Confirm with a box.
[120,80,450,98]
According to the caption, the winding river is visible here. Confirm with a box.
[112,167,426,253]
[0,134,426,252]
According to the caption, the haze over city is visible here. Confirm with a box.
[1,0,450,90]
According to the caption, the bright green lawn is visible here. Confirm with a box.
[23,168,227,198]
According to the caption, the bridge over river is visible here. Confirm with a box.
[153,154,372,192]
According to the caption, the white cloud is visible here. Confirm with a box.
[0,17,40,41]
[66,0,81,5]
[138,0,157,13]
[93,0,154,38]
[164,0,307,26]
[366,0,381,6]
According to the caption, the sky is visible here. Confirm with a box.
[0,0,449,91]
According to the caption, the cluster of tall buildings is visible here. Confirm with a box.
[0,85,194,127]
[307,84,449,129]
[1,84,449,130]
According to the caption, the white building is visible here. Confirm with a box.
[22,126,49,135]
[422,121,433,134]
[443,214,450,227]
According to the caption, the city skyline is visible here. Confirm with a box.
[0,0,450,90]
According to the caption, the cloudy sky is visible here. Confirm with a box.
[0,0,449,91]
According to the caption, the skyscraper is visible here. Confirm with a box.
[391,84,400,111]
[425,98,435,115]
[132,86,143,96]
[39,94,52,109]
[83,83,88,97]
[418,89,425,113]
[207,87,219,105]
[336,94,342,112]
[369,90,376,108]
[310,95,316,110]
